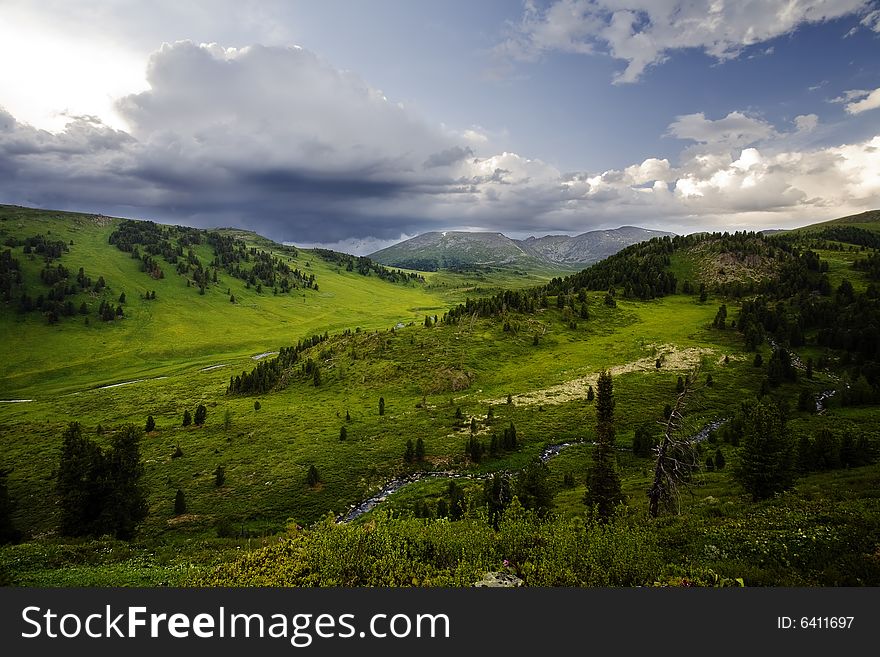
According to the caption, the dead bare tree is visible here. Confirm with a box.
[648,366,704,518]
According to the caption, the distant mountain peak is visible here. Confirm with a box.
[369,226,675,271]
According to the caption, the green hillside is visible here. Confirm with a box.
[1,206,879,587]
[793,209,880,233]
[0,206,458,397]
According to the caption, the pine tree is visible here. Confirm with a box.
[0,470,21,544]
[182,409,192,427]
[467,436,484,462]
[515,458,554,517]
[103,425,149,539]
[632,423,654,457]
[404,439,415,463]
[145,415,155,432]
[448,480,464,520]
[587,386,594,401]
[415,437,425,461]
[214,465,226,487]
[339,426,347,441]
[307,465,320,487]
[714,449,726,470]
[378,397,385,415]
[345,409,351,422]
[174,489,186,515]
[57,422,106,536]
[734,398,794,501]
[584,369,623,519]
[484,472,511,529]
[194,404,207,425]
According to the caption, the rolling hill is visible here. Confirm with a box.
[369,226,674,271]
[1,205,879,588]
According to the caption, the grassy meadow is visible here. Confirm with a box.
[1,205,879,587]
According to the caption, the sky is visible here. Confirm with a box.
[0,1,879,254]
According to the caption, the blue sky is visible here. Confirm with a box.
[0,1,879,252]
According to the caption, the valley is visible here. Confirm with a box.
[1,205,879,587]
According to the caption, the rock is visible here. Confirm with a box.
[473,572,523,587]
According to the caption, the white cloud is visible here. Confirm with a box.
[861,8,880,31]
[498,0,870,83]
[844,87,880,114]
[793,114,819,132]
[291,234,417,256]
[830,88,871,104]
[667,111,776,147]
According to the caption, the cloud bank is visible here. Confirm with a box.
[1,41,879,250]
[497,0,871,83]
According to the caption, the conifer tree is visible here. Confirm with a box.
[194,404,207,426]
[515,458,553,517]
[0,470,21,544]
[145,415,155,432]
[484,472,511,529]
[378,397,385,415]
[734,398,794,501]
[182,409,192,427]
[307,465,320,488]
[339,426,347,441]
[415,437,425,461]
[584,369,623,519]
[57,422,106,536]
[174,489,186,515]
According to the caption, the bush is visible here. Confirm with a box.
[174,489,186,515]
[196,505,661,587]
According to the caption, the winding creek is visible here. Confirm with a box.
[336,418,730,524]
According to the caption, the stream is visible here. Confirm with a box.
[816,389,836,413]
[336,418,728,523]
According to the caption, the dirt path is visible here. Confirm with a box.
[483,344,716,407]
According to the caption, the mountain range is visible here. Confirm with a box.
[369,226,675,271]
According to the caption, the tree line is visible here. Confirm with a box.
[313,249,425,285]
[227,333,330,394]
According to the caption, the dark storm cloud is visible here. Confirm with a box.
[423,145,474,169]
[1,40,879,248]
